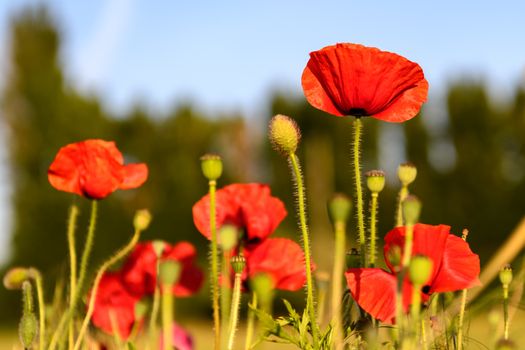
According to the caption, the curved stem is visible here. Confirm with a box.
[456,288,468,350]
[369,193,378,267]
[147,283,161,350]
[161,285,174,350]
[73,227,141,350]
[244,292,257,350]
[352,118,366,266]
[331,221,346,349]
[209,180,221,350]
[227,272,242,350]
[288,152,318,344]
[67,204,79,350]
[30,270,45,350]
[396,186,408,227]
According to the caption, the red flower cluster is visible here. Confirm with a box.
[193,183,309,291]
[92,241,203,338]
[48,139,148,199]
[345,224,480,324]
[302,43,428,122]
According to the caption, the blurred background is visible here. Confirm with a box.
[0,0,524,337]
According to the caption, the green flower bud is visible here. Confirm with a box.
[231,255,246,274]
[219,225,239,251]
[19,281,37,348]
[200,153,223,181]
[365,170,386,194]
[499,264,513,287]
[386,245,402,271]
[409,255,433,286]
[402,195,421,225]
[398,162,417,186]
[158,260,181,286]
[250,273,274,308]
[328,193,352,223]
[346,248,361,269]
[3,267,31,290]
[134,299,149,320]
[133,209,152,231]
[269,114,301,155]
[152,240,168,258]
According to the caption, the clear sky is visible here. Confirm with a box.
[0,0,524,262]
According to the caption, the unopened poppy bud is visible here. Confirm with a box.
[402,195,421,225]
[365,170,386,194]
[496,339,517,350]
[152,240,168,258]
[398,162,417,186]
[499,264,513,287]
[200,154,223,181]
[386,245,402,270]
[19,281,37,349]
[328,193,352,223]
[133,209,152,231]
[269,114,301,155]
[158,260,181,286]
[3,267,31,290]
[409,255,433,286]
[346,248,361,269]
[134,300,149,320]
[230,255,246,274]
[219,225,239,251]
[250,273,274,308]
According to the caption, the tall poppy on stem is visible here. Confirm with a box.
[345,224,480,324]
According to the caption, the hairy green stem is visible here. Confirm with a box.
[73,226,142,350]
[161,285,174,350]
[30,269,45,350]
[396,186,408,227]
[503,285,509,340]
[369,193,378,267]
[67,204,79,350]
[456,289,468,350]
[331,221,346,349]
[221,250,232,344]
[244,293,257,350]
[209,180,221,349]
[352,118,366,266]
[288,152,318,345]
[227,272,242,350]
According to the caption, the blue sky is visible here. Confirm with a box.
[0,0,524,262]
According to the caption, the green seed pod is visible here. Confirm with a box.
[402,195,421,225]
[158,260,181,286]
[3,267,31,290]
[219,225,239,251]
[133,209,152,231]
[152,240,168,258]
[365,170,386,194]
[499,264,513,287]
[19,281,37,349]
[134,299,149,320]
[328,193,352,224]
[250,273,274,309]
[268,114,301,155]
[345,248,361,269]
[398,162,417,186]
[200,153,223,181]
[230,255,246,274]
[409,255,433,286]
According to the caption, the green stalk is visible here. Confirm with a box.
[161,285,174,350]
[29,269,45,350]
[401,224,415,269]
[221,250,232,344]
[331,221,346,349]
[244,292,257,350]
[147,284,161,350]
[456,289,468,350]
[503,285,509,340]
[352,118,366,266]
[288,152,318,344]
[395,186,408,227]
[227,272,242,350]
[73,226,142,350]
[67,204,80,350]
[209,180,221,349]
[369,193,378,267]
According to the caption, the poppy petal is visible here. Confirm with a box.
[431,234,481,293]
[120,163,148,190]
[48,144,83,196]
[345,268,397,324]
[163,242,205,297]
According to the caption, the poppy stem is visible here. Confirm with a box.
[161,285,175,350]
[227,271,243,350]
[331,220,346,349]
[244,292,257,350]
[148,282,161,350]
[221,250,232,345]
[288,152,318,345]
[457,229,470,350]
[352,117,366,266]
[72,223,143,350]
[28,269,45,350]
[503,285,510,340]
[209,180,222,350]
[395,186,409,227]
[369,193,378,267]
[66,204,80,350]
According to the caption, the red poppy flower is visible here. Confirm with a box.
[192,183,287,243]
[90,272,140,338]
[345,224,480,324]
[302,43,429,122]
[243,238,309,291]
[48,139,148,199]
[120,241,204,297]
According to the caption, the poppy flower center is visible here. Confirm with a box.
[421,285,431,294]
[348,108,368,117]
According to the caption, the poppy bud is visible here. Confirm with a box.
[230,255,246,274]
[496,339,516,350]
[365,170,386,194]
[159,260,181,286]
[499,264,513,287]
[3,267,31,290]
[219,225,239,251]
[133,209,152,231]
[250,273,274,309]
[345,248,361,269]
[398,162,417,186]
[402,195,421,225]
[386,245,402,271]
[409,255,433,286]
[200,154,223,181]
[152,240,168,258]
[328,193,352,224]
[134,299,149,320]
[269,114,301,155]
[19,281,37,349]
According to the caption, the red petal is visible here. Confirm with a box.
[48,143,83,196]
[245,238,308,291]
[345,268,397,324]
[120,242,158,295]
[302,43,428,122]
[431,234,481,293]
[192,189,240,240]
[163,242,204,297]
[120,163,148,190]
